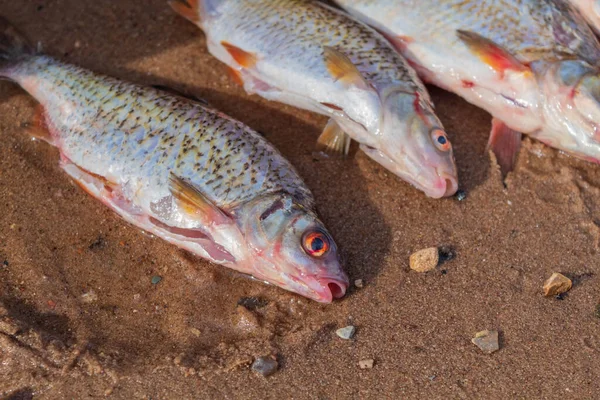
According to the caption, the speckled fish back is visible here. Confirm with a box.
[210,0,425,92]
[10,55,313,209]
[347,0,600,65]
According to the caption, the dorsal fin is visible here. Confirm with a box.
[323,46,370,90]
[168,173,232,226]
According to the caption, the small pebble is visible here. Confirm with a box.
[336,325,356,340]
[233,305,260,332]
[358,359,374,369]
[251,356,278,377]
[543,273,572,297]
[594,303,600,319]
[455,190,467,201]
[354,279,364,288]
[47,300,56,309]
[471,330,500,354]
[74,40,81,48]
[409,247,439,272]
[81,290,98,304]
[151,275,162,285]
[190,327,201,337]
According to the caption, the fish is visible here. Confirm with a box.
[0,17,348,303]
[568,0,600,35]
[336,0,600,175]
[169,0,458,198]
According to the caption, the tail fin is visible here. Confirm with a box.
[0,17,34,68]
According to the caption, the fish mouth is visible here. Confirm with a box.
[428,172,459,199]
[405,172,457,199]
[301,276,349,303]
[317,278,349,302]
[360,145,458,198]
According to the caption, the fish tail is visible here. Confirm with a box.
[0,16,34,72]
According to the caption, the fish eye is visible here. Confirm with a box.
[431,128,451,152]
[302,230,330,258]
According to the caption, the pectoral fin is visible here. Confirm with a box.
[487,118,522,179]
[169,173,232,226]
[323,46,370,90]
[316,119,351,158]
[456,30,530,77]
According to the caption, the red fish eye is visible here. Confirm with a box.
[431,128,451,152]
[302,231,330,258]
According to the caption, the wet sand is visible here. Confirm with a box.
[1,1,599,399]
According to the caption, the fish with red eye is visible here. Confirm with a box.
[431,128,451,152]
[302,230,330,258]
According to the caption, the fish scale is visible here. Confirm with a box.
[337,0,600,167]
[171,0,458,198]
[10,55,313,210]
[222,0,419,88]
[346,0,600,64]
[0,16,349,302]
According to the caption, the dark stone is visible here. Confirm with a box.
[89,236,106,251]
[251,356,278,377]
[237,297,269,311]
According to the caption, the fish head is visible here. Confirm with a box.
[240,194,348,303]
[357,88,458,198]
[536,60,600,160]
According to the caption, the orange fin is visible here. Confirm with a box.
[221,41,257,68]
[323,46,370,90]
[169,173,232,226]
[456,30,529,77]
[168,0,201,24]
[487,118,522,179]
[25,104,54,145]
[316,119,351,158]
[226,66,244,87]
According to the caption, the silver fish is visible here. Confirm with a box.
[170,0,458,198]
[337,0,600,173]
[0,17,348,303]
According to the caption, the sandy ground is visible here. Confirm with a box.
[1,1,600,399]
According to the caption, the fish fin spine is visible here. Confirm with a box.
[169,173,232,225]
[221,41,258,68]
[316,119,352,158]
[456,30,530,78]
[487,118,522,179]
[323,46,370,90]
